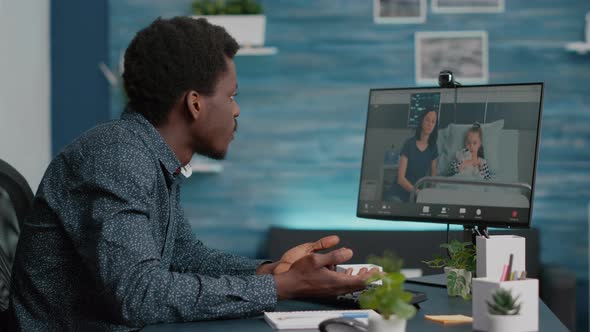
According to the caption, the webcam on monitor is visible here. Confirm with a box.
[438,70,461,88]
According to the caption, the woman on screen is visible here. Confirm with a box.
[393,110,439,202]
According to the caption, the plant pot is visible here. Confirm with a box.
[368,312,407,332]
[192,15,266,46]
[446,268,472,299]
[488,314,523,332]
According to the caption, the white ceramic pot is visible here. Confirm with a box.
[446,268,472,298]
[192,15,266,46]
[368,312,406,332]
[488,314,523,332]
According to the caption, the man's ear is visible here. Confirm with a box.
[185,90,201,120]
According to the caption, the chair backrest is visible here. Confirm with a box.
[0,159,34,312]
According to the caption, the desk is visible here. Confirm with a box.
[143,283,569,331]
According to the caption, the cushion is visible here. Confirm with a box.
[436,120,504,176]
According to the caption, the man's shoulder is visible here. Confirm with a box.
[67,119,150,156]
[49,119,157,179]
[42,119,159,189]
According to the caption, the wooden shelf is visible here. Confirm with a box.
[189,155,223,174]
[565,41,590,54]
[237,46,278,56]
[190,162,223,173]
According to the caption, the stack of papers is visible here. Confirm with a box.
[264,309,374,330]
[424,314,473,325]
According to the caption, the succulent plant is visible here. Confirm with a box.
[487,288,522,315]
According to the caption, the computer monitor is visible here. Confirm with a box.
[357,83,544,229]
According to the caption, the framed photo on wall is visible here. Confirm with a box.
[415,31,489,85]
[374,0,427,24]
[432,0,505,14]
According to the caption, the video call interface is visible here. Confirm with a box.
[357,84,543,227]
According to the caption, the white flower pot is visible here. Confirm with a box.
[472,278,539,331]
[446,268,472,298]
[192,15,266,46]
[488,314,523,332]
[369,312,406,332]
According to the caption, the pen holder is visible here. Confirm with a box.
[472,277,539,331]
[476,235,525,280]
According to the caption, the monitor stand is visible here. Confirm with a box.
[406,225,487,288]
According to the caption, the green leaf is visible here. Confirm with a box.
[391,298,417,320]
[358,272,415,320]
[424,240,476,272]
[447,270,457,295]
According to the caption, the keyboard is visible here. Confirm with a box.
[336,288,428,307]
[305,288,427,309]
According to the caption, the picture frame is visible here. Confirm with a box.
[432,0,505,14]
[415,31,489,86]
[373,0,427,24]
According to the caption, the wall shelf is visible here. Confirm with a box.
[237,46,278,56]
[189,155,223,174]
[565,42,590,54]
[190,163,223,173]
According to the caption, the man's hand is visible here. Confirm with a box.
[272,235,340,274]
[273,248,381,300]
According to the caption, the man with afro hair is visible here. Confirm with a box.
[8,17,377,331]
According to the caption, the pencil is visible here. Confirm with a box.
[505,254,514,281]
[500,264,508,282]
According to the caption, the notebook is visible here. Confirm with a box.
[264,309,375,330]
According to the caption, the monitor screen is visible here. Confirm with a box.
[357,83,544,228]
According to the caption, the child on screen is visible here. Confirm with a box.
[450,123,491,180]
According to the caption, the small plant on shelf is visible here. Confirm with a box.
[422,240,476,300]
[190,0,269,49]
[191,0,263,15]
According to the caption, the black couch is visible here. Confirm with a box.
[267,227,577,331]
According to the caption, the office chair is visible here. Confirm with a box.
[0,159,34,317]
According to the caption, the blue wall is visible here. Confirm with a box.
[110,0,589,328]
[52,0,110,155]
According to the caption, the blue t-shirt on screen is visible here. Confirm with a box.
[393,137,439,202]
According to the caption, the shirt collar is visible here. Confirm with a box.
[121,108,182,176]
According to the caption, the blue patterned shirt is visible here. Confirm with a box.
[8,111,277,331]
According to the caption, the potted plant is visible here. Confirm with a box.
[486,288,522,332]
[191,0,266,47]
[422,240,476,299]
[358,272,416,332]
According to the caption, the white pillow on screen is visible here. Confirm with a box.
[436,126,451,175]
[437,120,504,176]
